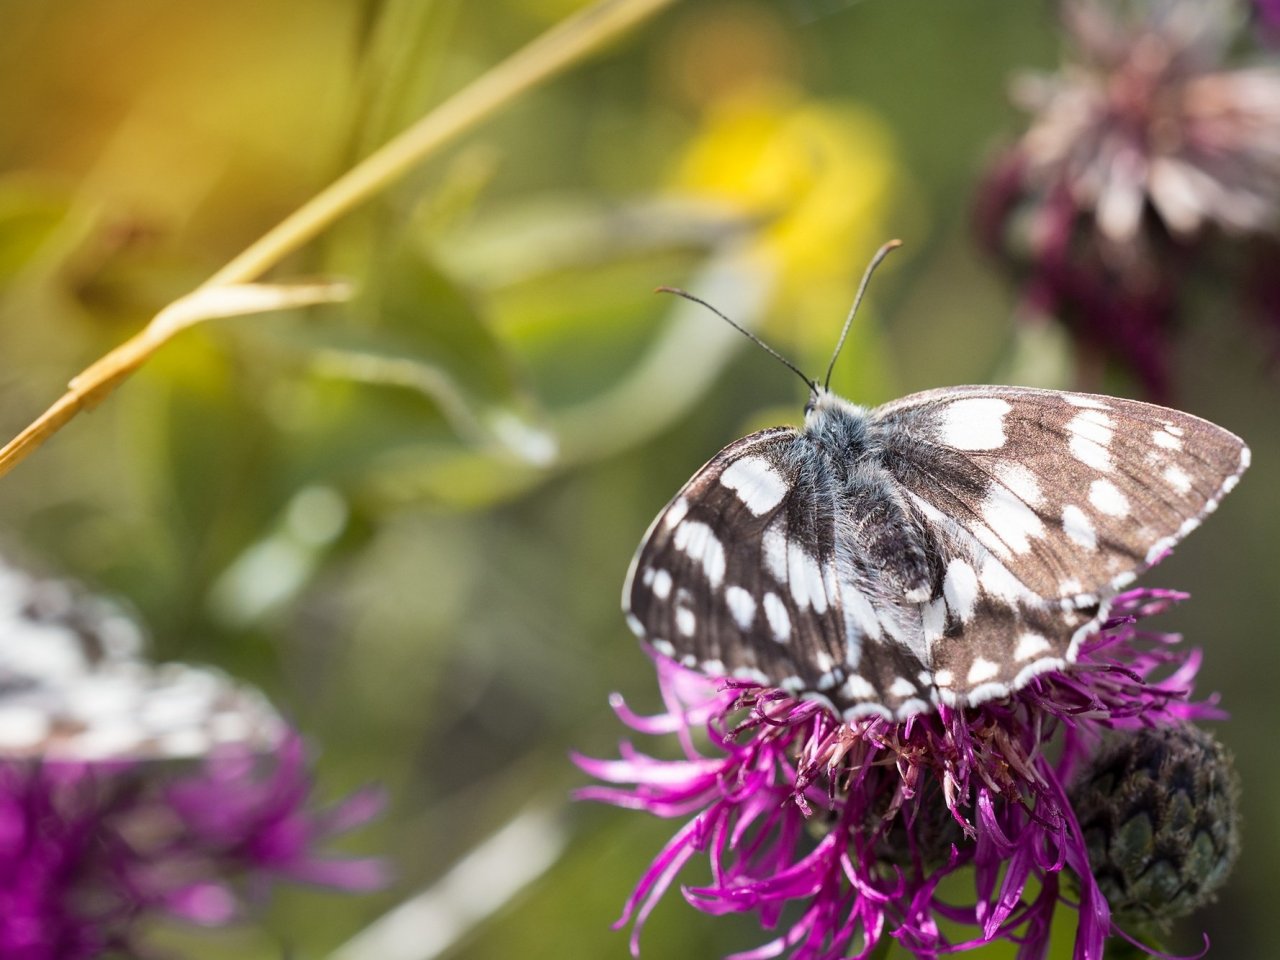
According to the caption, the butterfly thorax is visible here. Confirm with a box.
[802,389,937,604]
[803,390,872,464]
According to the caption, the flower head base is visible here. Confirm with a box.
[579,590,1227,959]
[1070,723,1240,926]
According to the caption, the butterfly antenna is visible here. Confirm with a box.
[655,287,817,393]
[823,239,903,391]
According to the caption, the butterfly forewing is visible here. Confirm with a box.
[871,386,1249,604]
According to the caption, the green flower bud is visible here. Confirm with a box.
[1070,724,1240,925]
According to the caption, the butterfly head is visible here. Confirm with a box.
[803,387,869,451]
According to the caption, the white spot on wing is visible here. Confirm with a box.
[1014,633,1051,661]
[663,498,689,530]
[763,592,791,643]
[889,676,916,698]
[1089,479,1130,517]
[725,586,756,630]
[787,543,828,614]
[922,597,946,646]
[0,706,52,750]
[943,559,979,621]
[651,569,672,600]
[967,658,1000,684]
[1069,434,1112,471]
[1153,426,1183,450]
[1145,535,1177,565]
[1067,410,1114,444]
[981,485,1045,554]
[938,398,1011,450]
[840,583,881,643]
[840,675,876,701]
[763,522,787,583]
[1066,410,1114,472]
[1062,504,1097,551]
[993,462,1043,506]
[676,607,696,637]
[843,702,893,721]
[719,456,788,515]
[1163,464,1192,494]
[673,521,727,588]
[1065,395,1108,409]
[978,556,1031,603]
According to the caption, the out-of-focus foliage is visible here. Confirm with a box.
[0,1,1273,958]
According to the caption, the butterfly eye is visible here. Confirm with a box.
[804,394,817,415]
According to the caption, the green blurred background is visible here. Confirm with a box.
[0,1,1273,957]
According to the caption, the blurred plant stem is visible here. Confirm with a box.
[328,801,568,960]
[0,0,678,482]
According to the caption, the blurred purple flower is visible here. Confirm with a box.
[1256,0,1280,37]
[578,589,1223,960]
[978,0,1280,398]
[0,734,386,959]
[0,555,386,959]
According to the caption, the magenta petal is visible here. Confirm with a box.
[164,883,239,924]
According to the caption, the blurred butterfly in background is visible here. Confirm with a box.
[624,242,1249,720]
[0,557,283,761]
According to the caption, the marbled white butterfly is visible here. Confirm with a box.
[623,246,1249,720]
[0,556,283,760]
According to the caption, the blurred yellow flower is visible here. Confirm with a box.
[671,88,901,354]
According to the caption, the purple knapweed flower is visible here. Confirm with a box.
[978,0,1280,398]
[0,737,386,959]
[0,556,386,958]
[578,589,1226,960]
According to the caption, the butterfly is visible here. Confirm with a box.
[623,247,1249,720]
[0,556,283,761]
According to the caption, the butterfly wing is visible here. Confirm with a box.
[624,428,935,718]
[864,385,1248,706]
[0,560,284,761]
[870,385,1249,602]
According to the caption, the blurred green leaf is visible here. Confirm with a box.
[0,180,73,290]
[348,0,463,159]
[343,241,555,463]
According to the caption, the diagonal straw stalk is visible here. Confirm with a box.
[0,0,677,481]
